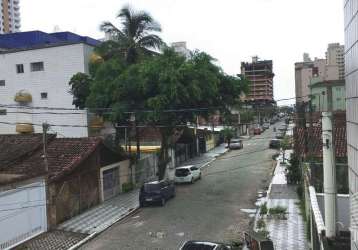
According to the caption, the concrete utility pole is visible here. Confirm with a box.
[42,122,50,172]
[322,84,336,238]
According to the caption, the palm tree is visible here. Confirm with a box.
[100,5,164,64]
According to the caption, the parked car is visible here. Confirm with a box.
[263,123,270,130]
[269,139,281,149]
[139,180,175,207]
[175,165,201,184]
[254,127,261,135]
[229,138,243,149]
[180,241,231,250]
[275,132,284,139]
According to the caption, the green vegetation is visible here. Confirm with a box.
[286,153,302,184]
[269,205,287,215]
[69,7,249,180]
[122,182,134,193]
[259,202,268,215]
[222,127,235,147]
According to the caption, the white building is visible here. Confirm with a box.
[345,0,358,249]
[0,31,99,137]
[171,41,191,59]
[0,0,20,34]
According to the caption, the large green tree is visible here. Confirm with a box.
[99,5,164,64]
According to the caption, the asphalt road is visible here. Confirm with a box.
[82,124,281,250]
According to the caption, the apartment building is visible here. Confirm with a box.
[295,49,341,104]
[0,0,20,34]
[0,31,100,137]
[344,0,358,249]
[171,41,191,59]
[326,43,345,80]
[241,56,274,103]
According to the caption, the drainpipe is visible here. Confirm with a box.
[322,111,336,238]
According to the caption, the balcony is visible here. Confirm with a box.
[16,123,34,134]
[14,90,32,103]
[90,53,104,64]
[90,116,104,129]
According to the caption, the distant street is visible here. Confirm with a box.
[82,125,280,250]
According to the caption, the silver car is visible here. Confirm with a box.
[229,138,243,149]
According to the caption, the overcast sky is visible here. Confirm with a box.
[21,0,344,105]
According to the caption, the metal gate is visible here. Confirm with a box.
[0,180,47,250]
[102,167,120,201]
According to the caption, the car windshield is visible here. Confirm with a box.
[175,169,190,177]
[144,183,160,192]
[231,139,240,143]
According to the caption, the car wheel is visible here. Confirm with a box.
[160,198,166,206]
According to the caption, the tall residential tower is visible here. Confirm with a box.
[0,0,20,34]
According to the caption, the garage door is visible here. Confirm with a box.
[102,167,120,201]
[0,180,47,250]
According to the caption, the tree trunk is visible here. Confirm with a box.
[158,128,171,180]
[135,120,140,160]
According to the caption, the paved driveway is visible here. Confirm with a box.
[81,125,279,250]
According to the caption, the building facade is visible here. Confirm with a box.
[171,41,191,59]
[345,0,358,249]
[0,0,20,34]
[0,31,99,137]
[241,56,274,103]
[295,51,341,105]
[326,43,345,80]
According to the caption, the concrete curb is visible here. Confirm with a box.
[67,207,140,250]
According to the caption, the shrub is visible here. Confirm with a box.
[260,202,268,215]
[256,218,266,230]
[269,205,287,215]
[122,182,134,193]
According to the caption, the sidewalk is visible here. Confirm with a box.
[18,143,229,250]
[262,151,308,250]
[178,143,228,169]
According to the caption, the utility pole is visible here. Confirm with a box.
[322,85,336,238]
[42,123,50,172]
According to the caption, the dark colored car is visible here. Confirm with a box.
[139,180,175,207]
[269,139,281,149]
[180,241,231,250]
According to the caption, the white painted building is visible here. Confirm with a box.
[0,31,99,137]
[171,41,191,59]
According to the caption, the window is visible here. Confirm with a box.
[0,80,5,86]
[16,64,24,73]
[30,62,44,72]
[0,109,6,115]
[40,92,48,99]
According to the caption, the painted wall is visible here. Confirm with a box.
[0,43,94,137]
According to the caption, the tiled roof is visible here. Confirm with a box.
[0,134,56,168]
[0,135,102,184]
[294,126,347,158]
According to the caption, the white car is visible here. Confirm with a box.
[174,165,201,184]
